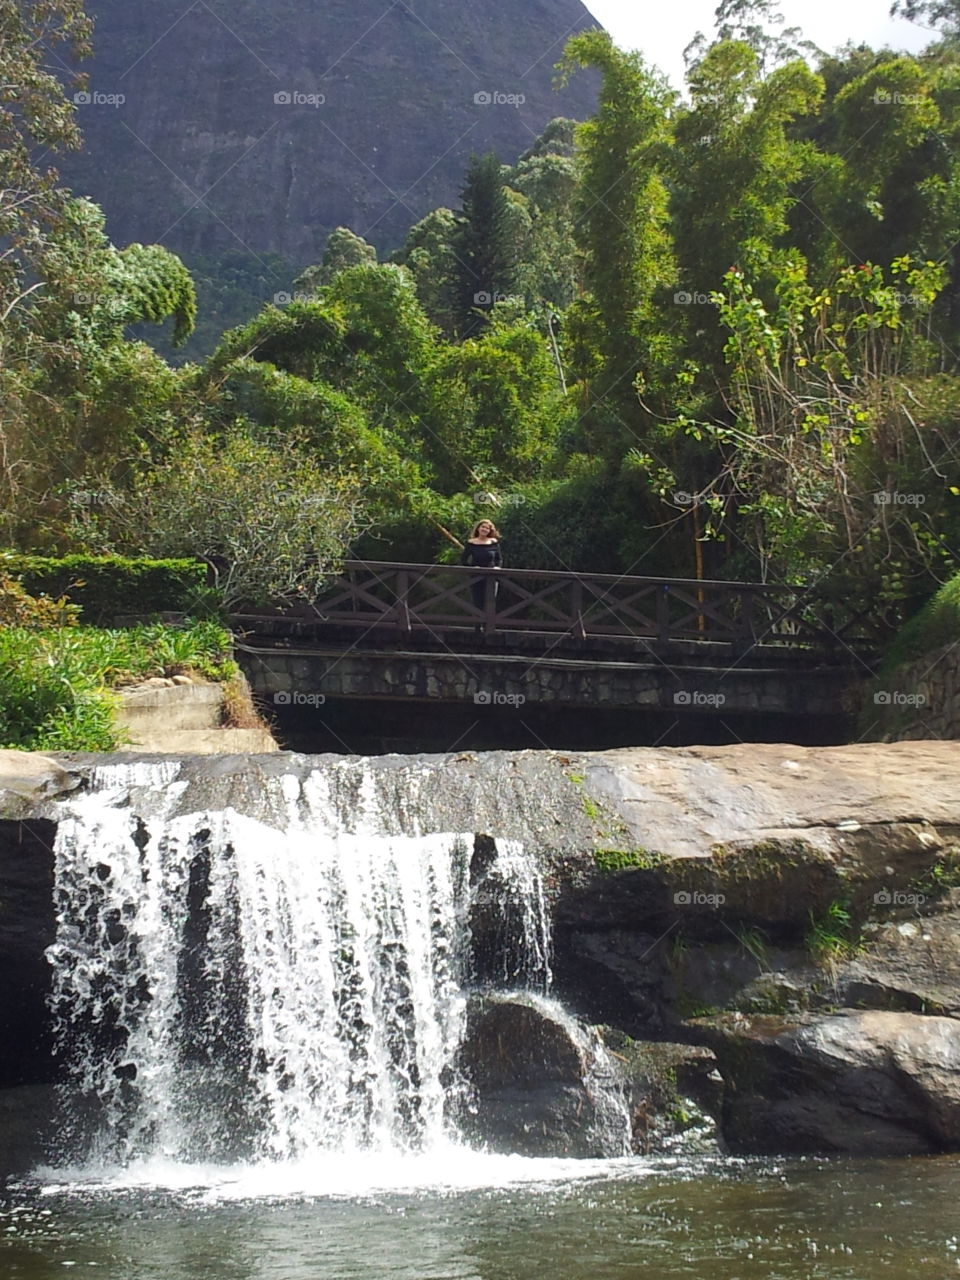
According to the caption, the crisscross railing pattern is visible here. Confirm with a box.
[286,560,850,655]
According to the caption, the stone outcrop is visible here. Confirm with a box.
[578,740,960,860]
[698,1011,960,1155]
[0,751,79,821]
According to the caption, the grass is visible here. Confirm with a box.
[804,900,860,968]
[912,850,960,901]
[734,925,770,971]
[0,621,235,751]
[221,672,266,730]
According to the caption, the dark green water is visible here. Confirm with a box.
[3,1155,959,1280]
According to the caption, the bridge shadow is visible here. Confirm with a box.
[258,687,857,758]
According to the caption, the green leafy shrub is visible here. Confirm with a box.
[66,429,365,610]
[0,622,233,751]
[0,554,208,624]
[0,574,81,628]
[881,570,960,671]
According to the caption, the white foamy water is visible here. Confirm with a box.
[44,758,627,1184]
[32,1148,654,1202]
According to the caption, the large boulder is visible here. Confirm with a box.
[700,1010,960,1155]
[835,903,960,1016]
[458,994,629,1158]
[579,741,960,861]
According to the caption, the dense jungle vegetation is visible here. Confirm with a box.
[5,0,960,643]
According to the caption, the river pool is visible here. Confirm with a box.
[2,1152,959,1279]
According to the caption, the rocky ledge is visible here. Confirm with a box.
[551,740,960,1157]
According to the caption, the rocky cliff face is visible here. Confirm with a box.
[61,0,601,265]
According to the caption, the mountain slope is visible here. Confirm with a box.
[62,0,601,265]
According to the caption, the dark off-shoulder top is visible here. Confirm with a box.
[461,540,502,569]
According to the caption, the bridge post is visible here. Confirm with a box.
[396,568,412,634]
[570,579,586,642]
[657,584,670,644]
[484,572,498,637]
[736,587,757,654]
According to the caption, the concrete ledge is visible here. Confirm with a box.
[127,728,279,754]
[117,680,278,753]
[118,683,223,734]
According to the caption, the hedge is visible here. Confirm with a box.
[0,554,209,624]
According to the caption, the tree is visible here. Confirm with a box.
[74,426,366,609]
[450,152,518,338]
[1,199,196,547]
[892,0,960,40]
[394,207,458,333]
[199,271,434,499]
[425,318,572,492]
[559,31,677,453]
[685,0,819,73]
[508,120,581,313]
[294,226,377,294]
[0,0,91,327]
[684,255,958,613]
[671,42,823,370]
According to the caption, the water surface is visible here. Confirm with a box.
[3,1154,959,1280]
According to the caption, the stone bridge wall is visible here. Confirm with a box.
[241,645,858,720]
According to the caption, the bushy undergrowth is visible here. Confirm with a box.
[881,571,960,671]
[0,573,80,628]
[0,621,234,751]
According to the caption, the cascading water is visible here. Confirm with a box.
[44,758,628,1173]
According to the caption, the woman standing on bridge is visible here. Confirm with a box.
[462,519,502,621]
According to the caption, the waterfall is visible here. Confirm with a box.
[44,758,627,1170]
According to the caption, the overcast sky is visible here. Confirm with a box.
[582,0,934,87]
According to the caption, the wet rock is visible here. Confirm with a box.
[458,994,626,1158]
[558,929,668,1031]
[0,1084,59,1177]
[0,820,58,1088]
[601,1032,723,1154]
[699,1010,960,1155]
[0,751,79,820]
[664,944,820,1019]
[834,905,960,1016]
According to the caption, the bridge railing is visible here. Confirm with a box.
[291,560,839,652]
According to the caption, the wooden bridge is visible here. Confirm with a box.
[233,560,872,661]
[234,562,873,752]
